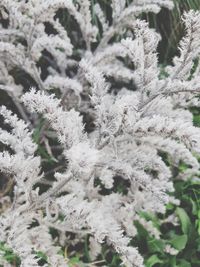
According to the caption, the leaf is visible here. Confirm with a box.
[193,114,200,127]
[134,221,149,240]
[197,237,200,251]
[0,242,20,265]
[179,162,188,173]
[170,234,188,251]
[147,238,165,253]
[69,256,83,267]
[190,199,198,215]
[35,251,48,261]
[176,207,191,235]
[177,259,191,267]
[169,256,177,267]
[197,220,200,236]
[139,211,160,228]
[166,203,175,210]
[145,255,163,267]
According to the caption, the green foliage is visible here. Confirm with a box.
[176,207,191,235]
[0,242,21,266]
[35,251,48,266]
[68,256,84,267]
[132,179,200,267]
[70,178,200,267]
[146,255,164,267]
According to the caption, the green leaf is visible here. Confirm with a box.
[168,256,178,267]
[196,237,200,251]
[35,251,48,261]
[179,162,188,173]
[177,259,191,267]
[145,255,163,267]
[147,238,165,253]
[193,114,200,127]
[170,234,188,251]
[197,220,200,236]
[134,221,149,240]
[190,199,198,215]
[169,256,177,267]
[69,256,83,267]
[138,212,160,229]
[0,242,20,265]
[176,207,191,235]
[166,203,174,210]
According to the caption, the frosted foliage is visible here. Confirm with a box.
[1,1,200,267]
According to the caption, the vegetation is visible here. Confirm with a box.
[1,0,200,266]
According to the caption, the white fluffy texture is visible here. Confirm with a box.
[1,1,200,267]
[65,141,99,175]
[89,236,102,260]
[167,10,200,80]
[44,76,82,94]
[121,22,160,99]
[164,244,179,256]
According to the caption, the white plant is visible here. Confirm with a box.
[0,0,200,266]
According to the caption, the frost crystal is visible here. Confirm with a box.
[1,1,200,267]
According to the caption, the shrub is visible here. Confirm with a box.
[0,1,200,266]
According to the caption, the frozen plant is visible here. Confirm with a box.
[1,0,200,266]
[0,0,173,118]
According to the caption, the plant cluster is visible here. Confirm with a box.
[0,0,200,266]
